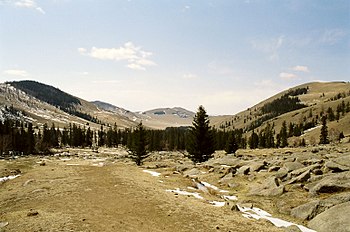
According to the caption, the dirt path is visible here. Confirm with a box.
[0,157,281,232]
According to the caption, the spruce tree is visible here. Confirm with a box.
[186,105,215,163]
[128,122,149,166]
[225,131,238,154]
[319,116,329,144]
[279,121,288,148]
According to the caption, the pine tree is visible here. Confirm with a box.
[128,122,149,166]
[186,105,215,163]
[319,116,329,144]
[279,121,288,148]
[225,131,238,154]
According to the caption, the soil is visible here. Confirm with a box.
[0,150,282,232]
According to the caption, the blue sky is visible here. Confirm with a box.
[1,0,349,115]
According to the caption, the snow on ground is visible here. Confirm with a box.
[200,181,229,193]
[143,170,161,177]
[166,188,204,200]
[0,175,21,183]
[237,205,316,232]
[209,201,226,207]
[223,195,238,201]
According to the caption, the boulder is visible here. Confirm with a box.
[268,165,280,172]
[325,161,349,172]
[249,161,267,172]
[333,154,350,167]
[237,165,250,175]
[309,171,350,196]
[288,170,311,184]
[308,201,350,232]
[283,162,304,172]
[183,168,201,177]
[291,200,321,220]
[218,172,234,185]
[283,225,302,232]
[249,177,284,197]
[291,164,321,176]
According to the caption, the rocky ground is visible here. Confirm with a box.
[1,144,350,232]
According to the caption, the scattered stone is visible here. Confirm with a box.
[249,161,267,172]
[183,168,201,177]
[308,202,350,232]
[23,179,35,187]
[325,161,349,172]
[237,165,250,175]
[309,171,350,196]
[27,209,39,217]
[291,200,321,220]
[249,177,284,197]
[333,155,350,167]
[312,169,323,175]
[283,162,304,172]
[283,225,302,232]
[268,165,280,172]
[0,222,8,228]
[287,170,311,184]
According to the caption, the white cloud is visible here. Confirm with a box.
[79,42,156,71]
[3,69,29,77]
[279,72,297,80]
[15,0,45,14]
[320,29,346,45]
[292,65,309,73]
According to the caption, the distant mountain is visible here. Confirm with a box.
[91,101,195,129]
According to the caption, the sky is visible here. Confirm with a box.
[0,0,349,115]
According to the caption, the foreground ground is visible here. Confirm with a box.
[0,149,282,232]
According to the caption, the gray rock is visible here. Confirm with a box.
[333,155,350,167]
[312,169,323,175]
[249,177,284,197]
[0,222,8,228]
[309,171,350,196]
[308,201,350,232]
[291,200,321,220]
[291,164,321,176]
[237,165,250,175]
[275,168,289,179]
[283,162,304,172]
[283,225,302,232]
[268,165,280,172]
[218,172,234,184]
[249,161,267,172]
[183,168,201,177]
[288,170,311,184]
[325,161,349,172]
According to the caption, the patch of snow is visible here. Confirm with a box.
[237,205,316,232]
[92,162,104,167]
[221,165,231,168]
[143,170,161,177]
[201,181,219,191]
[209,201,226,207]
[303,125,321,134]
[166,188,204,200]
[0,174,21,183]
[223,195,238,201]
[60,158,72,161]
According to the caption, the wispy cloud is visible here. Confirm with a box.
[250,35,284,61]
[3,69,29,77]
[183,73,198,80]
[279,72,298,80]
[15,0,45,14]
[78,42,156,71]
[320,29,347,45]
[292,65,309,73]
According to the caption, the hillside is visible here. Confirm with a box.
[0,81,137,129]
[212,81,350,145]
